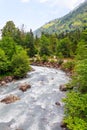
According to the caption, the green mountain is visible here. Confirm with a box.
[34,1,87,36]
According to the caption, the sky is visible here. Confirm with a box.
[0,0,85,32]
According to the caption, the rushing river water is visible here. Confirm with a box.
[0,66,69,130]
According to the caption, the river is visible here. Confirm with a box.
[0,66,69,130]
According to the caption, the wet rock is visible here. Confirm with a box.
[19,83,31,92]
[62,128,68,130]
[32,61,59,69]
[60,121,67,129]
[59,85,67,91]
[0,76,14,86]
[0,95,20,104]
[5,76,13,83]
[55,102,61,106]
[1,81,6,86]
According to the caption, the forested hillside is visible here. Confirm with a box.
[34,0,87,36]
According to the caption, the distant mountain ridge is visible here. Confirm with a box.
[34,1,87,36]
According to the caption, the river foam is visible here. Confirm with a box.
[0,66,69,130]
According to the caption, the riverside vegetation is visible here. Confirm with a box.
[0,13,87,130]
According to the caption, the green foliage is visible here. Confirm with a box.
[73,59,87,93]
[49,35,58,55]
[64,116,87,130]
[76,30,87,60]
[63,91,87,130]
[39,35,50,56]
[57,59,63,66]
[63,29,87,129]
[0,48,10,74]
[41,55,48,62]
[56,52,64,59]
[0,12,87,130]
[25,30,36,57]
[2,21,17,39]
[56,38,72,58]
[62,60,75,72]
[0,37,16,60]
[0,21,33,78]
[76,40,87,60]
[34,1,87,36]
[11,50,30,78]
[34,55,42,62]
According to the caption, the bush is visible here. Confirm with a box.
[11,50,30,78]
[0,48,11,75]
[50,59,56,63]
[41,55,48,62]
[0,37,16,60]
[57,59,63,66]
[63,91,87,130]
[35,55,41,62]
[62,61,75,72]
[73,59,87,93]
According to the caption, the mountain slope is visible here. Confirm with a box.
[34,1,87,36]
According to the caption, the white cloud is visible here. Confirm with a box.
[39,0,49,3]
[63,0,85,9]
[38,0,85,10]
[20,0,30,3]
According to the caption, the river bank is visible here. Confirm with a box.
[32,60,73,77]
[0,60,72,87]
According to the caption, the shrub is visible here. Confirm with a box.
[41,55,48,62]
[0,48,11,75]
[57,59,63,66]
[62,61,75,72]
[63,91,87,130]
[73,59,87,93]
[11,50,30,78]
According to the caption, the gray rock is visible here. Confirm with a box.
[19,83,31,92]
[59,85,67,91]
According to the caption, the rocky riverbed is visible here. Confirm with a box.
[0,66,69,130]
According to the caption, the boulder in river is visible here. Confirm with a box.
[0,76,14,86]
[5,76,13,83]
[55,102,61,106]
[19,83,31,92]
[59,84,67,91]
[60,121,67,129]
[0,81,6,86]
[0,95,20,104]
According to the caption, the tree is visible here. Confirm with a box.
[72,59,87,93]
[11,50,30,78]
[34,35,40,54]
[13,28,25,46]
[76,31,87,60]
[49,34,58,55]
[0,37,16,60]
[39,34,50,56]
[2,21,17,38]
[56,37,72,58]
[0,48,9,74]
[25,29,36,57]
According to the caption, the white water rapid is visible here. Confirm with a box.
[0,66,69,130]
